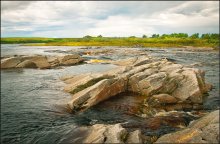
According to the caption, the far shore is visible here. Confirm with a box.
[1,36,219,51]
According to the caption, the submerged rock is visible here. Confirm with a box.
[155,110,219,143]
[60,123,142,143]
[64,56,211,113]
[0,54,84,69]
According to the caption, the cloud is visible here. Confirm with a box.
[1,1,219,37]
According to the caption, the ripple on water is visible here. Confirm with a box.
[1,45,219,143]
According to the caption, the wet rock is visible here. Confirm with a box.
[62,124,132,143]
[111,56,154,67]
[149,94,178,105]
[1,54,84,69]
[126,130,143,143]
[59,54,83,66]
[137,72,168,96]
[64,73,108,93]
[111,57,138,66]
[63,56,210,112]
[16,60,37,68]
[155,110,219,143]
[27,56,51,69]
[68,77,127,112]
[47,56,60,67]
[1,57,21,69]
[171,69,206,104]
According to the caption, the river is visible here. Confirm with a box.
[1,44,219,143]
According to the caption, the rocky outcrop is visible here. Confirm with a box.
[1,54,84,69]
[1,57,21,69]
[60,123,142,143]
[63,56,212,113]
[155,110,219,143]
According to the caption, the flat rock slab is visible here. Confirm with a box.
[64,56,211,113]
[155,110,219,143]
[60,123,142,143]
[1,54,84,69]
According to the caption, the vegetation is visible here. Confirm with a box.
[1,33,219,49]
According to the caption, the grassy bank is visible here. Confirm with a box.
[1,35,219,49]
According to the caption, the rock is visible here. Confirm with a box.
[111,56,154,67]
[27,56,51,69]
[1,57,21,69]
[59,54,83,66]
[16,60,37,68]
[171,69,206,104]
[63,56,210,112]
[68,77,127,112]
[155,110,219,143]
[137,72,168,96]
[1,54,84,69]
[126,130,143,143]
[160,63,183,73]
[111,57,138,66]
[149,94,178,104]
[61,124,131,143]
[63,73,107,93]
[47,56,60,67]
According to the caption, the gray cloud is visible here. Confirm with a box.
[1,1,219,37]
[1,1,33,12]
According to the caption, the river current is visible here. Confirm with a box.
[1,44,219,143]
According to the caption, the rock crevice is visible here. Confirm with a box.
[62,56,212,113]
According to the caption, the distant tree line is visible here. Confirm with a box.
[83,33,219,39]
[142,33,219,39]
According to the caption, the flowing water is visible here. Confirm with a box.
[1,45,219,143]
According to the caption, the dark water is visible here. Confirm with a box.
[1,45,219,143]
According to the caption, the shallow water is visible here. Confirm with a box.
[1,45,219,143]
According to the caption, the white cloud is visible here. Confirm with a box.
[1,1,219,37]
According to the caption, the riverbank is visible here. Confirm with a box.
[1,37,219,50]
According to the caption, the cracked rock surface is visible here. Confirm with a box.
[62,56,211,113]
[1,54,84,69]
[155,110,219,143]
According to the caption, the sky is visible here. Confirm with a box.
[1,1,219,38]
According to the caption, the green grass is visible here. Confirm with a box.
[1,36,219,49]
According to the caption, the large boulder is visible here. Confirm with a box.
[126,130,143,143]
[148,94,178,105]
[1,57,21,69]
[63,57,211,113]
[155,110,219,143]
[68,77,127,112]
[16,60,37,68]
[1,54,85,69]
[59,54,83,66]
[27,56,51,69]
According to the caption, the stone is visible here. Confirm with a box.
[126,130,143,143]
[1,57,21,69]
[64,73,107,93]
[155,110,219,143]
[16,60,37,68]
[61,124,130,143]
[63,56,211,112]
[138,72,168,96]
[111,57,138,66]
[171,69,206,104]
[149,94,178,104]
[59,54,83,66]
[27,56,51,69]
[68,77,127,112]
[1,54,84,69]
